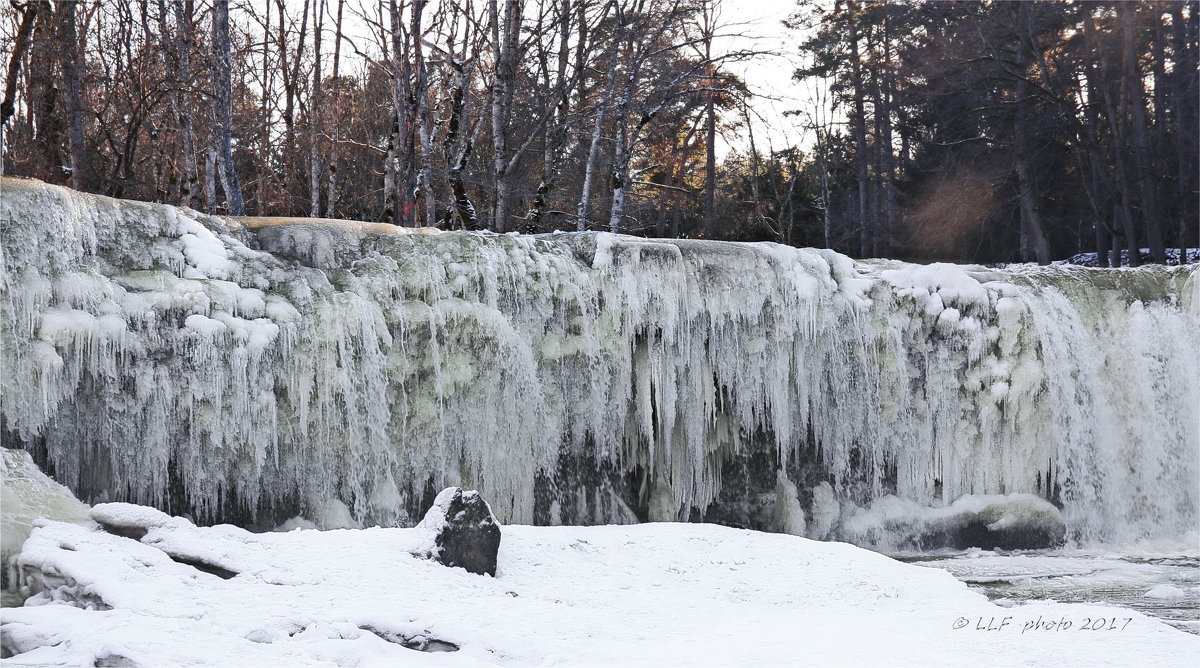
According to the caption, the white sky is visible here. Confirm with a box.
[713,1,818,158]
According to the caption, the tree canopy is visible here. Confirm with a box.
[1,0,1195,265]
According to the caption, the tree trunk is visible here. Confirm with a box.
[412,0,436,228]
[384,114,400,225]
[1152,9,1170,253]
[205,145,218,214]
[1013,3,1051,264]
[529,0,574,233]
[326,0,345,217]
[386,0,407,226]
[1121,2,1164,262]
[57,1,89,191]
[1173,4,1199,259]
[577,30,622,232]
[489,0,522,232]
[847,1,870,257]
[309,0,325,218]
[1085,10,1140,266]
[278,0,310,212]
[212,0,245,215]
[258,0,272,214]
[880,10,897,256]
[703,76,716,238]
[442,47,481,230]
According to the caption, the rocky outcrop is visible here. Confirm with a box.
[419,488,502,576]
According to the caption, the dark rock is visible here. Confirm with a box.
[917,496,1067,550]
[93,654,138,667]
[167,555,238,580]
[919,517,1067,550]
[420,487,501,577]
[362,626,460,653]
[843,494,1068,551]
[95,522,148,541]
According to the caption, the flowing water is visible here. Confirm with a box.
[904,549,1200,634]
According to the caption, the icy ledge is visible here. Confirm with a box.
[2,506,1197,667]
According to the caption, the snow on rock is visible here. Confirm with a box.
[2,178,1198,547]
[91,502,189,539]
[419,487,502,576]
[840,494,1067,551]
[1,449,92,592]
[3,513,1198,667]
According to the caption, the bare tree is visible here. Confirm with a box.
[1,0,39,175]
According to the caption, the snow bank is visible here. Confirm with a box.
[2,178,1197,547]
[3,511,1196,666]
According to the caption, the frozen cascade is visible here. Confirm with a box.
[1,178,1197,546]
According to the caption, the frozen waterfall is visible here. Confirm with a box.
[1,178,1196,547]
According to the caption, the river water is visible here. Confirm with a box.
[903,549,1200,634]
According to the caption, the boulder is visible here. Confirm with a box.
[419,488,501,576]
[840,494,1067,551]
[920,494,1067,550]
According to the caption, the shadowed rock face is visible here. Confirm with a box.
[422,488,502,577]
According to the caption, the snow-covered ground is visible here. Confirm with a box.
[2,503,1197,667]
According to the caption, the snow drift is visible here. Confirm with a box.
[1,177,1197,546]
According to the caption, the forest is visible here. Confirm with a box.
[1,0,1196,265]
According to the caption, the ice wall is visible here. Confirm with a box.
[2,178,1197,545]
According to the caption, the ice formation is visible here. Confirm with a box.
[1,448,92,593]
[1,178,1197,546]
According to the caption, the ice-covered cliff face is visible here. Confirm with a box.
[2,178,1197,546]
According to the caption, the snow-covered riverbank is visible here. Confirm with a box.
[3,503,1197,667]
